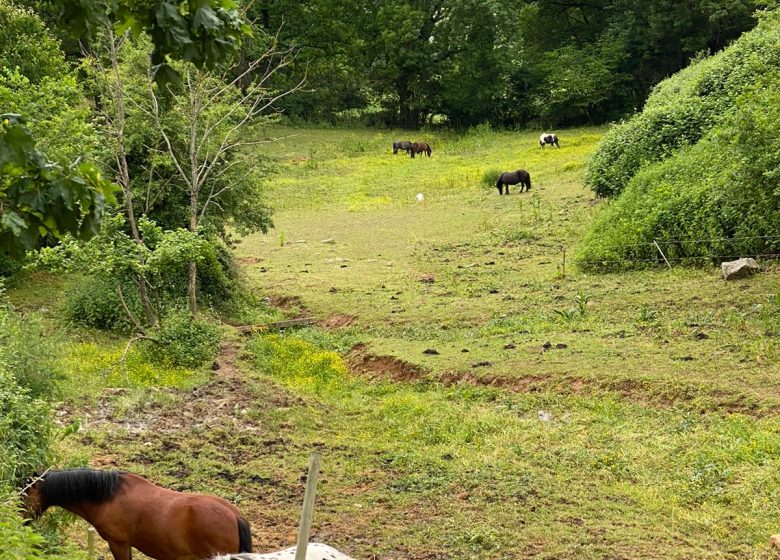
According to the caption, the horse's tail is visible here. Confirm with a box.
[237,516,252,553]
[495,175,502,189]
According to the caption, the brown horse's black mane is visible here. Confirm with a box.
[40,469,125,506]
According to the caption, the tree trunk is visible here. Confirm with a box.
[108,27,157,326]
[187,261,197,317]
[397,77,417,129]
[188,191,198,318]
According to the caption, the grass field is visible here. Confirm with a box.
[11,126,780,559]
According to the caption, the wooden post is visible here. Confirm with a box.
[562,247,566,278]
[87,527,95,560]
[294,453,322,560]
[653,240,672,269]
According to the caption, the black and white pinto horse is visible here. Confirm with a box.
[539,133,559,148]
[213,543,354,560]
[392,140,412,155]
[495,169,531,195]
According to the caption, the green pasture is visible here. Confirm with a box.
[12,126,780,559]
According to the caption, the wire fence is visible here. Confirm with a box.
[569,234,780,270]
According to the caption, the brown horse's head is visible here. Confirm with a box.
[20,471,47,520]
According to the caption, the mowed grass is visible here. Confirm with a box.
[231,126,780,559]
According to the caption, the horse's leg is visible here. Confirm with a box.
[108,541,132,560]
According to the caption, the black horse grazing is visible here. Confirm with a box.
[539,133,559,148]
[410,142,432,158]
[393,141,412,155]
[496,169,531,195]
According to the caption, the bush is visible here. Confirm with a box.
[0,370,52,487]
[481,168,503,189]
[586,11,780,198]
[64,276,142,333]
[0,494,47,560]
[577,76,780,271]
[142,310,221,368]
[0,310,63,398]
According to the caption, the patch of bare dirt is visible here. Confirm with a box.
[266,294,311,319]
[347,343,427,382]
[58,342,300,437]
[237,256,263,265]
[318,314,357,329]
[267,294,306,309]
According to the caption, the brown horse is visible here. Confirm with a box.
[22,468,252,560]
[410,142,432,158]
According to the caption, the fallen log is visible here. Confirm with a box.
[235,317,318,334]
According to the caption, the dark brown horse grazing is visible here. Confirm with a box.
[495,169,531,195]
[392,140,412,155]
[410,142,432,158]
[22,469,252,560]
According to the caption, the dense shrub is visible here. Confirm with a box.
[578,77,780,271]
[64,276,142,334]
[0,493,48,560]
[586,11,780,198]
[142,310,221,368]
[0,1,67,84]
[0,311,63,398]
[0,370,52,486]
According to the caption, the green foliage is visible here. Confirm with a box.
[142,309,221,368]
[0,369,52,486]
[0,309,64,398]
[0,1,68,83]
[63,276,141,333]
[0,494,48,560]
[42,0,250,83]
[38,214,241,323]
[579,72,780,271]
[253,0,761,127]
[587,12,780,197]
[0,69,100,162]
[481,168,502,189]
[0,115,118,258]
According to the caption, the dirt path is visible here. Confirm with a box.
[61,337,317,554]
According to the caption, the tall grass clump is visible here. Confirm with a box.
[586,11,780,198]
[578,76,780,271]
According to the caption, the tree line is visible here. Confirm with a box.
[248,0,768,128]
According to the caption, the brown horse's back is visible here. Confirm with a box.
[97,473,246,560]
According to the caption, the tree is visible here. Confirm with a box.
[0,0,253,258]
[137,35,300,314]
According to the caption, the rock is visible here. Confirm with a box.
[321,238,335,244]
[770,534,780,548]
[210,362,220,371]
[419,274,435,283]
[422,348,440,355]
[461,348,470,353]
[416,193,425,201]
[503,343,516,350]
[721,257,759,280]
[471,361,492,368]
[538,410,552,422]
